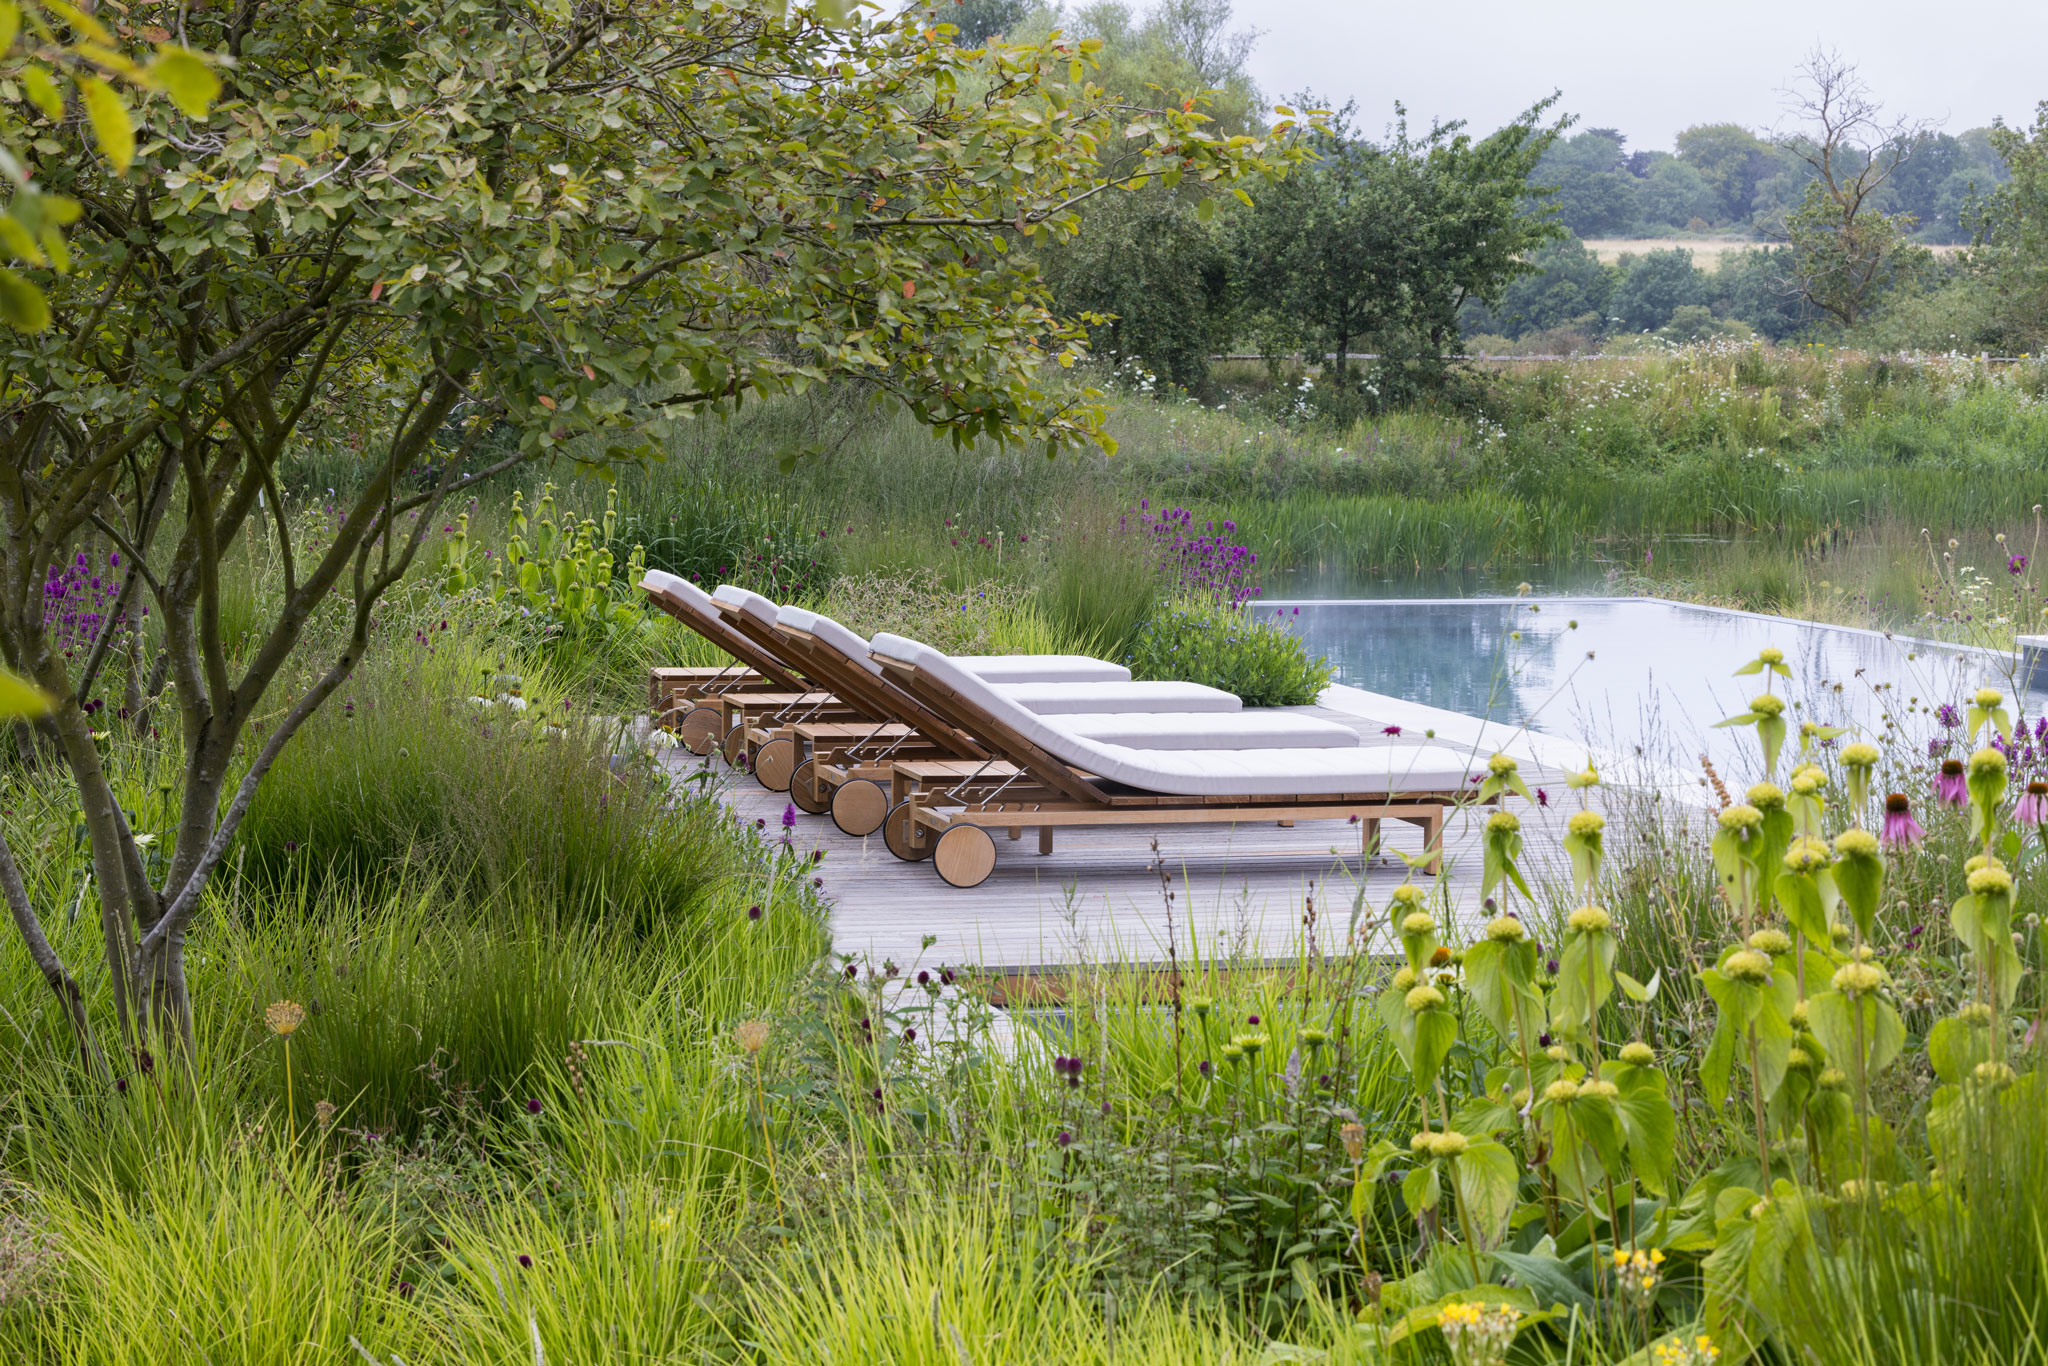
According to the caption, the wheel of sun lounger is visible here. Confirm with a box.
[677,705,722,755]
[832,778,890,837]
[881,800,933,862]
[753,736,796,791]
[722,722,748,767]
[789,758,830,815]
[933,824,997,889]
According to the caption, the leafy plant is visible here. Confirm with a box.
[1127,598,1332,706]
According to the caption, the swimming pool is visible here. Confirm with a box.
[1268,597,2032,774]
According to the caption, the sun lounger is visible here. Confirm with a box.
[641,571,836,754]
[865,632,1472,887]
[750,598,1362,834]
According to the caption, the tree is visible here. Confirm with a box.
[1234,97,1567,404]
[0,0,1282,1060]
[1609,249,1707,333]
[1636,159,1720,231]
[1976,102,2048,350]
[1676,123,1773,225]
[1482,233,1611,338]
[1033,0,1266,389]
[1538,128,1637,238]
[1037,190,1232,387]
[1775,48,1930,328]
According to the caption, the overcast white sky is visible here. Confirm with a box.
[1238,0,2048,150]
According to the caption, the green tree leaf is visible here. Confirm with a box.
[77,75,135,174]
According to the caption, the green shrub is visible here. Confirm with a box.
[1125,598,1332,706]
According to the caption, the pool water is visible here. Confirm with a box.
[1268,597,2035,774]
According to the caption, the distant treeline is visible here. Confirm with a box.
[955,0,2048,405]
[1534,125,2008,243]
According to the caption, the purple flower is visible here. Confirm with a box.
[782,803,797,830]
[1536,788,1549,807]
[1936,759,1968,807]
[2012,554,2030,575]
[747,904,762,921]
[1883,793,1926,847]
[1199,1059,1213,1076]
[1381,725,1402,736]
[1056,1130,1073,1147]
[1938,703,1963,729]
[518,1254,533,1269]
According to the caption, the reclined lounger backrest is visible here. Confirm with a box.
[772,606,985,758]
[639,570,804,691]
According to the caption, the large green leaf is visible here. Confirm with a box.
[1411,1008,1458,1095]
[1806,990,1906,1081]
[0,666,51,718]
[1453,1140,1522,1248]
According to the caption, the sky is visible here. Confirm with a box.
[1239,0,2048,151]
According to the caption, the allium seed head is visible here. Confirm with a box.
[1976,687,2005,709]
[1750,694,1785,717]
[1830,961,1886,994]
[1619,1041,1655,1066]
[1748,928,1792,955]
[1401,911,1436,937]
[1485,811,1520,835]
[1746,782,1786,809]
[1567,809,1604,837]
[1543,1079,1580,1103]
[1568,905,1612,934]
[1840,742,1880,767]
[1486,915,1526,943]
[1833,828,1880,860]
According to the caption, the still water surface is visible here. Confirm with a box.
[1269,597,2035,773]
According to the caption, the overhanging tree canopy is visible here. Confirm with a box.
[0,0,1289,1056]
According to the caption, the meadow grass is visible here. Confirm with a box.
[12,345,2048,1360]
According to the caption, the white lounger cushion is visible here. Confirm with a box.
[642,569,724,619]
[953,653,1130,684]
[873,633,1470,796]
[751,600,1130,685]
[1054,711,1358,750]
[996,681,1240,714]
[713,583,780,628]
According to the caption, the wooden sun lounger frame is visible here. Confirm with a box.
[751,620,995,834]
[642,579,843,755]
[872,656,1460,889]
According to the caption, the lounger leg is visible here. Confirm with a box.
[1038,827,1054,855]
[1360,817,1381,859]
[1422,812,1443,877]
[1277,819,1294,828]
[1007,826,1022,841]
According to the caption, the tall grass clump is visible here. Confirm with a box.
[235,627,731,933]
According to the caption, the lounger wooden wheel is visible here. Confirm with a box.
[933,824,997,888]
[752,736,796,791]
[722,722,749,767]
[881,800,933,862]
[677,705,723,755]
[789,758,830,815]
[833,778,890,837]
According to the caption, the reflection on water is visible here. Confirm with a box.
[1267,597,2034,774]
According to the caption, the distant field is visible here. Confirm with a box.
[1582,237,1965,270]
[1581,240,1966,272]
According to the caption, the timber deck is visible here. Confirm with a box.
[670,700,1601,976]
